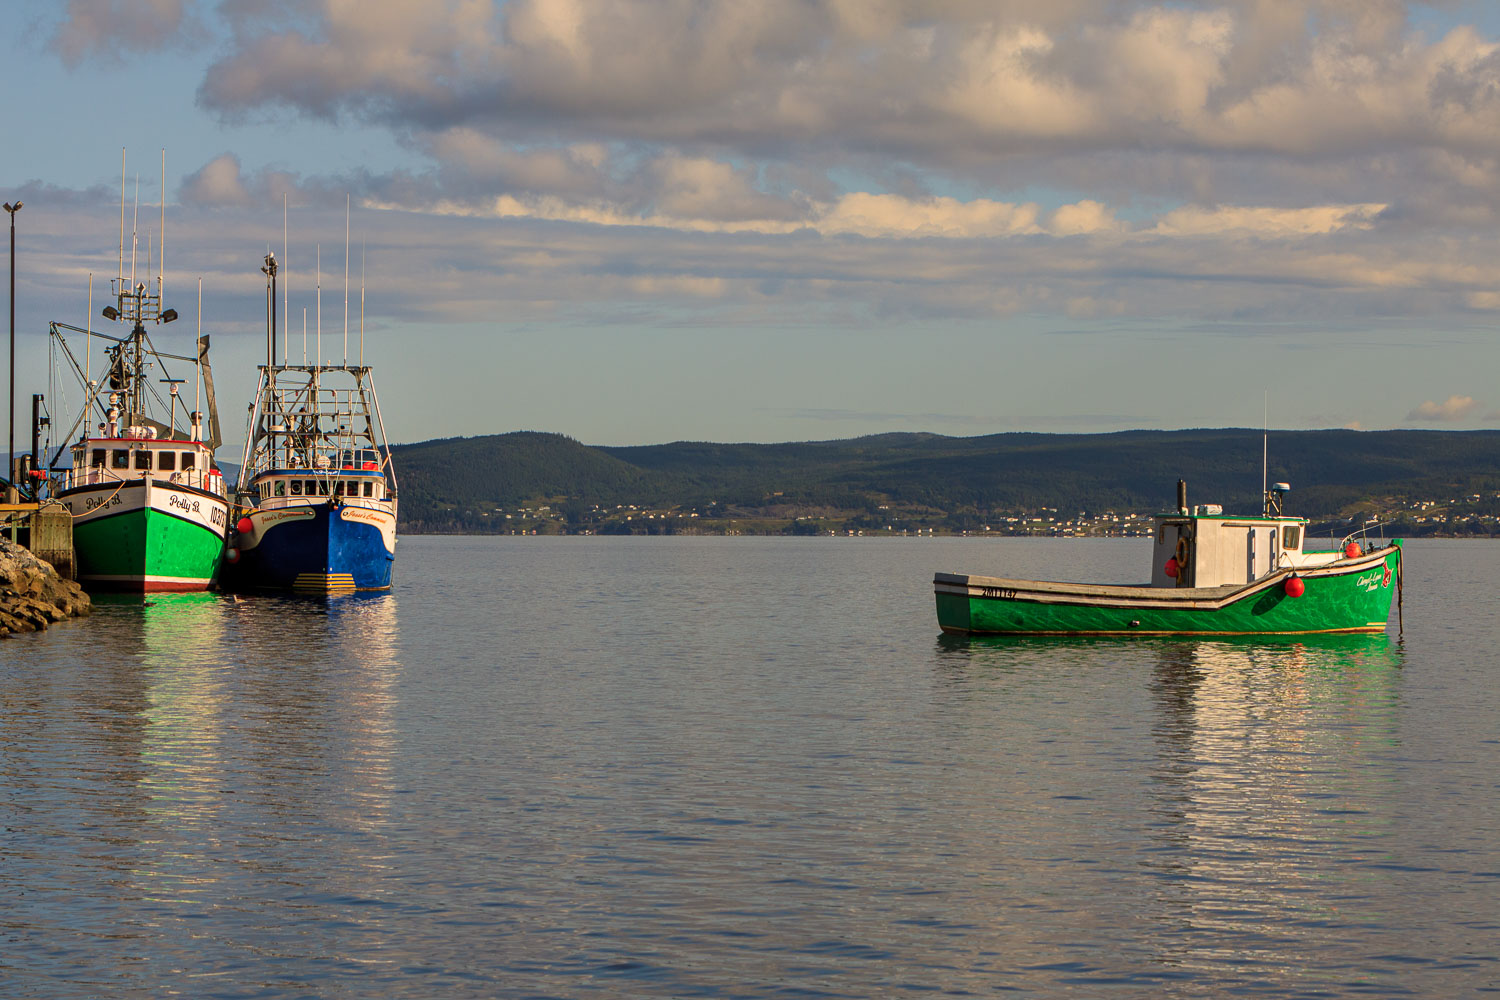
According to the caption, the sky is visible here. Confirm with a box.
[6,0,1500,454]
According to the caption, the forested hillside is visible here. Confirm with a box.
[391,429,1500,535]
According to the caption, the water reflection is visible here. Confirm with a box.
[1,591,402,992]
[928,631,1408,991]
[1146,635,1405,988]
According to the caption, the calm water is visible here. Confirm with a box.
[2,537,1497,998]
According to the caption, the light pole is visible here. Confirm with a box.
[3,200,20,488]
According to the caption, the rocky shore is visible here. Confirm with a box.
[0,536,91,636]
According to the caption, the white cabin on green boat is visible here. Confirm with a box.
[65,423,221,494]
[1150,482,1347,588]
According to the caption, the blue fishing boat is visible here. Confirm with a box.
[225,252,397,593]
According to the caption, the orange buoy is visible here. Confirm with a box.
[236,517,254,535]
[1284,575,1305,597]
[1164,557,1179,578]
[1344,542,1361,558]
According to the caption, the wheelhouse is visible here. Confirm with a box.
[250,468,389,503]
[66,433,217,491]
[1150,482,1347,588]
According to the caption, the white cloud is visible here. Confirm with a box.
[181,154,252,207]
[1151,203,1386,236]
[1408,395,1479,421]
[51,0,194,67]
[189,2,1500,165]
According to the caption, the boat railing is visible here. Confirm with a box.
[253,381,390,477]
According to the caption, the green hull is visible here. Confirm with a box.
[936,546,1400,636]
[69,490,227,592]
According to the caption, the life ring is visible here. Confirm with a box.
[1174,536,1189,567]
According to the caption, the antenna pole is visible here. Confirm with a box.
[118,148,125,286]
[359,242,365,368]
[196,277,202,428]
[282,194,288,366]
[343,194,350,367]
[316,245,322,368]
[130,175,139,293]
[1262,391,1268,515]
[159,148,165,304]
[86,273,92,392]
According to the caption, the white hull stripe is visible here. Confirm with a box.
[82,574,214,585]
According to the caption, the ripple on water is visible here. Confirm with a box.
[1,537,1497,997]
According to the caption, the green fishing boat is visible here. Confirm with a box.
[46,154,229,592]
[935,482,1402,636]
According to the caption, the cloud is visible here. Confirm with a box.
[189,2,1500,165]
[1408,395,1479,421]
[181,154,252,207]
[50,0,195,67]
[1151,203,1386,236]
[180,154,308,208]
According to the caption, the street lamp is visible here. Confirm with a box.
[3,200,20,489]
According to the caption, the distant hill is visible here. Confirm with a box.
[390,428,1500,534]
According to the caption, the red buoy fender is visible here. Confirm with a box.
[1164,557,1179,578]
[1344,542,1361,559]
[226,546,240,564]
[1284,575,1305,597]
[236,517,254,535]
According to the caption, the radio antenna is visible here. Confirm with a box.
[359,242,365,368]
[343,194,350,367]
[129,174,139,291]
[316,244,322,368]
[1261,391,1268,515]
[282,193,288,365]
[159,149,165,304]
[117,149,125,286]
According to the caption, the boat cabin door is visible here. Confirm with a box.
[1174,523,1193,587]
[1247,525,1275,581]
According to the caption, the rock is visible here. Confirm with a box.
[0,535,91,637]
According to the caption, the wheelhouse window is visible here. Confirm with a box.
[274,480,286,497]
[1282,525,1301,550]
[112,449,129,468]
[134,451,152,470]
[158,451,176,471]
[333,481,345,496]
[181,452,196,469]
[304,480,317,496]
[91,449,106,467]
[317,481,330,497]
[290,480,303,496]
[363,482,372,498]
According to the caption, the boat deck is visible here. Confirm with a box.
[934,572,1246,600]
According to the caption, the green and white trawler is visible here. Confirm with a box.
[935,481,1402,636]
[48,185,229,591]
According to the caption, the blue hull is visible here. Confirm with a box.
[231,502,395,592]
